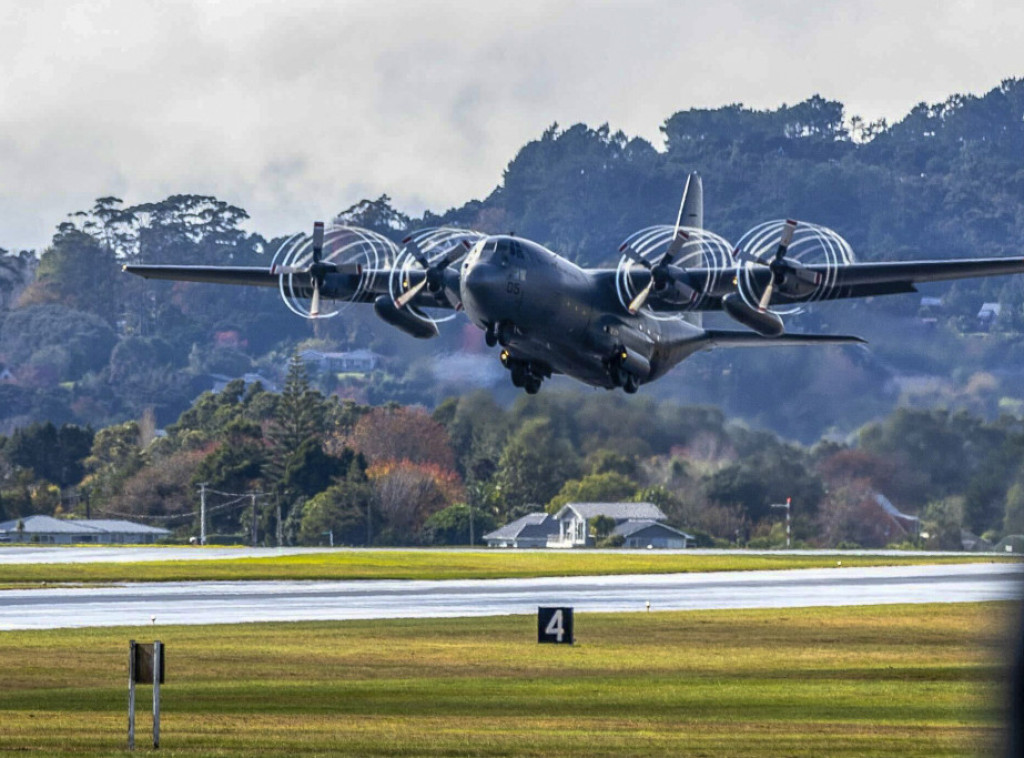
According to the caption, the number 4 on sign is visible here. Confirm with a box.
[538,606,574,644]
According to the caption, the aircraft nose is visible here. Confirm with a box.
[461,262,503,318]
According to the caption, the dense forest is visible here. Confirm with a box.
[1,79,1023,548]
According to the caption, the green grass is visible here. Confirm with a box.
[0,548,1014,585]
[0,602,1014,756]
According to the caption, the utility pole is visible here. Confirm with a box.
[469,505,474,547]
[250,493,258,548]
[198,483,208,546]
[770,497,792,549]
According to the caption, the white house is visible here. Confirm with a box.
[550,502,673,548]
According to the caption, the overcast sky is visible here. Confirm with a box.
[1,0,1022,252]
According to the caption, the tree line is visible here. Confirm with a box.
[2,367,1022,550]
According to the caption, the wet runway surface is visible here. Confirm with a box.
[1,562,1020,630]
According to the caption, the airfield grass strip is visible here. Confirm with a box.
[0,548,1013,585]
[0,602,1014,756]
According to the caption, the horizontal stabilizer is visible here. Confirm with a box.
[704,330,866,349]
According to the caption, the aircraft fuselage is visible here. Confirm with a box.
[460,235,706,392]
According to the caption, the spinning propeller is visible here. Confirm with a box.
[732,219,810,310]
[394,234,472,309]
[271,223,391,320]
[620,228,698,314]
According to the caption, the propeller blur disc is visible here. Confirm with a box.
[388,227,484,326]
[614,225,734,319]
[270,225,396,319]
[733,220,855,316]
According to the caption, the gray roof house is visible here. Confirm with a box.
[0,515,171,545]
[551,502,674,548]
[483,513,559,548]
[613,520,693,549]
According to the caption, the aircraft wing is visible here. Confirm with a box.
[789,256,1024,301]
[122,264,281,287]
[121,263,452,309]
[597,254,1024,312]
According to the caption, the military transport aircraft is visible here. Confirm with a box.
[124,174,1024,395]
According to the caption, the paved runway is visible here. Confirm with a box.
[1,562,1020,630]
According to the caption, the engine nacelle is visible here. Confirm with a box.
[373,296,439,339]
[722,293,784,337]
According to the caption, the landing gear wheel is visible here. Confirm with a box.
[524,376,542,394]
[484,327,498,348]
[510,363,527,388]
[623,373,639,394]
[497,321,515,347]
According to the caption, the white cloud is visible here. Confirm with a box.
[1,0,1022,251]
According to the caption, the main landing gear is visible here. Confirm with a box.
[500,350,549,394]
[605,347,642,394]
[484,321,515,348]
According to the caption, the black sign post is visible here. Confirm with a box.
[538,607,574,644]
[128,641,165,750]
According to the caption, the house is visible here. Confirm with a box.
[0,515,171,544]
[550,502,672,548]
[612,520,694,549]
[298,349,380,375]
[483,513,559,548]
[978,302,1002,330]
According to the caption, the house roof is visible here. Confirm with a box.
[0,515,170,536]
[483,512,557,541]
[612,519,693,540]
[556,502,666,522]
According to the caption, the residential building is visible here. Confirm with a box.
[0,515,171,544]
[483,513,559,548]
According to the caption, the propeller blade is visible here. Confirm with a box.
[310,279,322,318]
[662,228,689,265]
[759,272,775,311]
[619,243,652,269]
[402,235,431,269]
[395,277,428,308]
[437,238,471,270]
[312,222,325,264]
[774,219,797,260]
[628,279,653,314]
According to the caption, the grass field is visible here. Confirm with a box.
[0,602,1014,757]
[0,548,1014,586]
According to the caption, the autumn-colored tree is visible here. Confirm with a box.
[348,405,457,471]
[816,478,909,548]
[105,449,205,527]
[366,460,464,544]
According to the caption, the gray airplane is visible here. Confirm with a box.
[124,174,1024,394]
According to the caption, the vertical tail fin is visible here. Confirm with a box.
[678,172,703,231]
[679,172,703,328]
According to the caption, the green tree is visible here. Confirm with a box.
[298,480,374,546]
[495,418,579,519]
[421,503,497,546]
[546,471,639,513]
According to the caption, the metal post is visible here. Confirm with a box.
[152,641,161,749]
[469,505,474,547]
[786,497,791,549]
[199,483,208,546]
[771,498,792,549]
[251,493,258,548]
[128,640,136,751]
